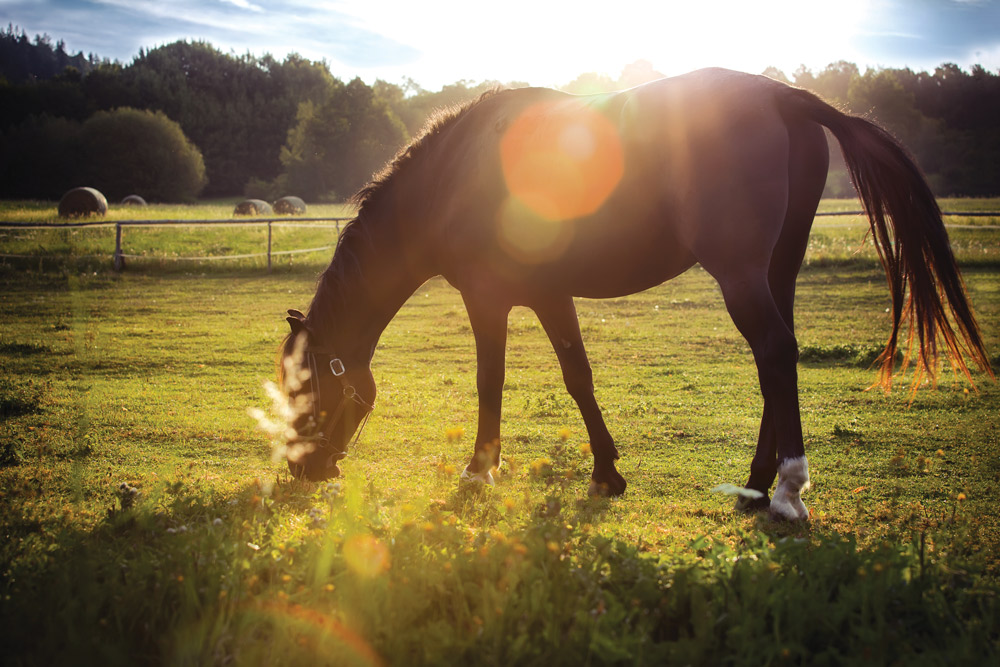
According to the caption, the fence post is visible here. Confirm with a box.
[267,222,272,273]
[113,222,124,272]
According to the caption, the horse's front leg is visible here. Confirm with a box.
[459,293,511,485]
[532,296,626,496]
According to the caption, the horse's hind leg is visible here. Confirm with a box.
[712,271,809,520]
[532,296,626,496]
[738,120,829,515]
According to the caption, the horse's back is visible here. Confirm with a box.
[436,70,816,299]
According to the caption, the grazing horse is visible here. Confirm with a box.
[278,68,991,520]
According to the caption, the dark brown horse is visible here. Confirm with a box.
[278,68,992,521]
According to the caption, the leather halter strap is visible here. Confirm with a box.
[303,349,374,463]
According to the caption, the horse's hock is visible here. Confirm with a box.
[234,199,273,216]
[273,196,307,215]
[58,187,108,218]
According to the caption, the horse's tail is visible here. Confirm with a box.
[778,86,993,394]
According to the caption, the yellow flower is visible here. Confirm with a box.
[446,427,465,442]
[957,492,967,502]
[579,442,592,455]
[557,428,572,441]
[530,457,552,475]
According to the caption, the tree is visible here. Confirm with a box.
[77,107,206,201]
[0,113,81,199]
[279,78,407,200]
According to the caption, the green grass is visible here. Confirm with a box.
[1,200,999,664]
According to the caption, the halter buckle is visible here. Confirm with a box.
[329,358,346,376]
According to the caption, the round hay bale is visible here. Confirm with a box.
[58,187,108,218]
[121,194,148,207]
[233,199,273,216]
[273,196,307,216]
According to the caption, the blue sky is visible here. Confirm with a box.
[2,0,998,88]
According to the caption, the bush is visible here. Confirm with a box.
[77,107,206,202]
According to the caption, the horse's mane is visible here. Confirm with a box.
[349,88,501,218]
[279,89,503,373]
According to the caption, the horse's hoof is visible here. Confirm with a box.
[588,471,626,497]
[460,465,495,486]
[735,493,770,514]
[769,456,810,521]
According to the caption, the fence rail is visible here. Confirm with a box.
[0,212,997,271]
[0,216,352,272]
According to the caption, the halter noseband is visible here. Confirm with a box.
[299,348,375,471]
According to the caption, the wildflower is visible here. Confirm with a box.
[557,428,572,441]
[321,482,342,500]
[936,449,945,457]
[281,574,292,583]
[446,427,465,442]
[503,497,516,512]
[308,506,327,528]
[957,492,967,501]
[324,584,335,592]
[546,541,560,553]
[117,482,139,510]
[530,457,552,475]
[579,442,592,455]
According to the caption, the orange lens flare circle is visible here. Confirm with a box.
[501,102,624,222]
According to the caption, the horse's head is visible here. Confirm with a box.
[278,309,375,481]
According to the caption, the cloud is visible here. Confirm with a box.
[2,0,420,69]
[219,0,264,11]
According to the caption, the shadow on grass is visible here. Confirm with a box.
[3,460,999,666]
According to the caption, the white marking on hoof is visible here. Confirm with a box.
[460,466,494,486]
[770,456,810,521]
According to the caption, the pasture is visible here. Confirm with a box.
[1,200,999,664]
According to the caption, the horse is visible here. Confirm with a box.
[277,67,992,521]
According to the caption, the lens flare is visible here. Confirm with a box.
[501,101,624,222]
[343,534,390,578]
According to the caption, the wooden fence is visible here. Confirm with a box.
[0,212,996,272]
[0,217,352,272]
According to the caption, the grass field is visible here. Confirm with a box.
[2,199,999,664]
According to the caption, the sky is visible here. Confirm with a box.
[2,0,999,89]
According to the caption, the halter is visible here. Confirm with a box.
[298,348,375,472]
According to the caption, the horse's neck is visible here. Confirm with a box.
[316,219,430,359]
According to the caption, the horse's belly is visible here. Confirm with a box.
[481,212,697,299]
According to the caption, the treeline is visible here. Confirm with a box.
[1,26,998,201]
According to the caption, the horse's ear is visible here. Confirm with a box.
[286,309,308,336]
